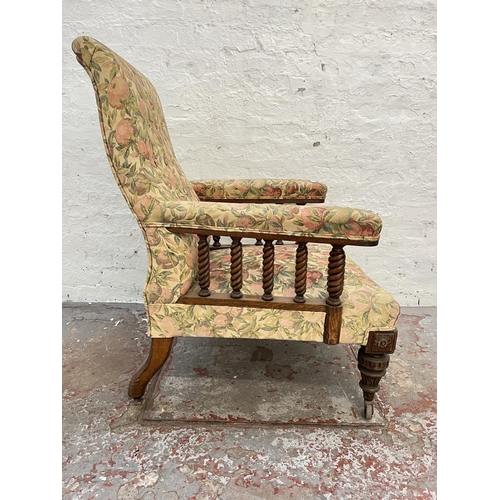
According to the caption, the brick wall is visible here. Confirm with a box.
[62,0,436,306]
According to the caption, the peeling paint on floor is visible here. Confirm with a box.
[62,304,436,499]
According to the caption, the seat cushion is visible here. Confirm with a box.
[146,243,399,345]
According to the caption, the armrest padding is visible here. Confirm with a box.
[191,179,327,202]
[144,201,382,244]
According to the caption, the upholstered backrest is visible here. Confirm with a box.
[73,36,199,305]
[72,36,199,221]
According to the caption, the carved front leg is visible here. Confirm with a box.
[357,330,397,419]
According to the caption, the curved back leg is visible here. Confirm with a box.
[128,338,173,398]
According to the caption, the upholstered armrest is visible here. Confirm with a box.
[144,201,382,246]
[190,179,327,203]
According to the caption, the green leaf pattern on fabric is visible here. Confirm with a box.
[144,201,382,243]
[72,36,199,303]
[73,36,398,346]
[191,179,328,201]
[148,244,399,345]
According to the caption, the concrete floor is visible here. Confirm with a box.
[62,304,436,499]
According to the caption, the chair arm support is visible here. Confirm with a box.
[190,178,327,203]
[143,201,382,246]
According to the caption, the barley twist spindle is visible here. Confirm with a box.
[230,237,243,299]
[197,235,211,297]
[294,242,308,303]
[326,246,345,306]
[262,239,275,301]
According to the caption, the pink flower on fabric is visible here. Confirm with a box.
[210,269,226,284]
[194,324,212,337]
[156,251,173,268]
[214,314,230,327]
[285,182,299,195]
[197,213,216,226]
[268,215,283,231]
[133,174,150,196]
[236,181,250,194]
[229,307,243,318]
[133,196,157,220]
[179,278,193,296]
[279,316,296,329]
[115,119,135,146]
[167,169,180,186]
[147,283,162,303]
[235,215,257,228]
[193,183,207,196]
[160,287,174,303]
[300,207,326,231]
[343,220,378,237]
[185,246,198,268]
[158,315,179,331]
[144,227,161,246]
[309,182,326,197]
[262,185,282,197]
[306,270,324,286]
[107,76,129,109]
[138,140,154,161]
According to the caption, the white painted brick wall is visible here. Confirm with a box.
[62,0,436,306]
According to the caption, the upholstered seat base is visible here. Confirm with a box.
[147,243,400,345]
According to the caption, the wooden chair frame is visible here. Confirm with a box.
[130,224,397,419]
[71,35,398,421]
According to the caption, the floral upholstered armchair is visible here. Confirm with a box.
[72,36,400,419]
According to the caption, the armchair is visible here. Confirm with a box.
[71,36,400,419]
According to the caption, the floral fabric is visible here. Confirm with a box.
[72,37,199,212]
[72,36,199,303]
[73,36,398,346]
[148,244,400,345]
[191,179,327,201]
[144,201,382,244]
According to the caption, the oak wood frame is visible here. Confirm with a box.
[128,338,173,398]
[164,226,379,247]
[161,224,379,346]
[136,213,389,418]
[72,38,395,420]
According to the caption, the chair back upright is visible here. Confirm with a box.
[72,36,200,302]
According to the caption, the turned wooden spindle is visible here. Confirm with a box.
[255,239,263,246]
[197,234,211,297]
[262,239,275,301]
[294,242,308,303]
[326,246,345,306]
[212,235,221,248]
[230,237,243,299]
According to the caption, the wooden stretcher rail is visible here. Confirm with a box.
[177,291,328,312]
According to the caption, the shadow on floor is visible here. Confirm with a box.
[62,304,436,499]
